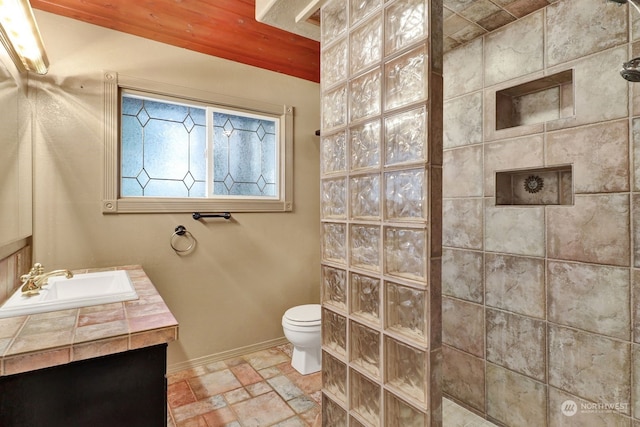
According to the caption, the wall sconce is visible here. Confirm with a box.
[0,0,49,74]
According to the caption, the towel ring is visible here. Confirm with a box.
[170,225,196,254]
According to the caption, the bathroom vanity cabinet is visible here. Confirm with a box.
[0,344,167,427]
[0,266,178,427]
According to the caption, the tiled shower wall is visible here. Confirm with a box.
[442,0,640,425]
[319,0,443,425]
[0,244,32,305]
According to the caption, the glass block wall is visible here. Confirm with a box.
[319,0,443,425]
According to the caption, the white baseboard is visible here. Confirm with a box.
[167,336,290,374]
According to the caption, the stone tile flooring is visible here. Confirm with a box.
[167,343,497,426]
[167,344,321,427]
[443,398,499,427]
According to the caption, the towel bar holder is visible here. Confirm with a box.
[192,212,231,220]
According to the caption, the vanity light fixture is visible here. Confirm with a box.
[0,0,48,74]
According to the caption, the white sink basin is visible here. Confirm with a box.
[0,270,139,318]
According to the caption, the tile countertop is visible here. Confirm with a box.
[0,265,178,377]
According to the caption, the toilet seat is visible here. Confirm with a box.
[283,304,321,327]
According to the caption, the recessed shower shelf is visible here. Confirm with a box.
[496,165,573,206]
[496,70,574,131]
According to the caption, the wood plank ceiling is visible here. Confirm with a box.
[30,0,321,82]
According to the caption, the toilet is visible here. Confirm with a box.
[282,304,322,375]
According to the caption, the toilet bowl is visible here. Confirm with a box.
[282,304,322,375]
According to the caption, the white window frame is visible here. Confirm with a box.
[103,71,294,213]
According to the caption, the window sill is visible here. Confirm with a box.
[102,198,293,214]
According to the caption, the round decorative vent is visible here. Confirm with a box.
[524,175,544,194]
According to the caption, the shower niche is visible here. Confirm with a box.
[496,165,573,205]
[496,70,574,130]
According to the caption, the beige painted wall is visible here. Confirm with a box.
[0,52,31,251]
[30,11,321,367]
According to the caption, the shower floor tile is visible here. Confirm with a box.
[443,397,499,427]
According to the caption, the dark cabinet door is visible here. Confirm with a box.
[0,344,167,427]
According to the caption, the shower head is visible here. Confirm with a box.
[610,0,640,80]
[621,57,640,82]
[609,0,640,13]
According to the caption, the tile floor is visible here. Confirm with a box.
[167,344,321,427]
[166,343,497,427]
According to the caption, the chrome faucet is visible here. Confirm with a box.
[20,263,73,296]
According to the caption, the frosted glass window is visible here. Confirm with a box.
[104,72,293,214]
[120,93,278,199]
[121,96,206,198]
[212,110,277,197]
